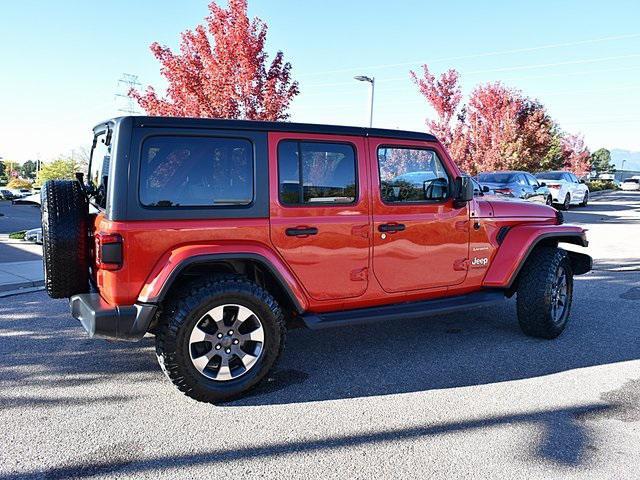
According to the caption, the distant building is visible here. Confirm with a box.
[599,170,640,181]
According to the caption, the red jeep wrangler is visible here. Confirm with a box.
[41,116,592,403]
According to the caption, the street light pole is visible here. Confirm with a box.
[354,75,375,128]
[621,159,626,171]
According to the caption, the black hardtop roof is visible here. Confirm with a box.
[101,116,439,143]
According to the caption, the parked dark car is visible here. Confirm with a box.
[471,178,494,197]
[0,189,17,200]
[477,171,552,205]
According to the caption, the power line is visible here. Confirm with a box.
[292,84,640,112]
[298,32,640,78]
[302,53,640,89]
[115,73,142,114]
[300,64,640,99]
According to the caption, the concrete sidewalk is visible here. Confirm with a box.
[0,260,44,296]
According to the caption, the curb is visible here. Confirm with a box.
[0,282,45,297]
[589,189,613,197]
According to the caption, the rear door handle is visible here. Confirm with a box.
[378,223,406,233]
[285,227,318,237]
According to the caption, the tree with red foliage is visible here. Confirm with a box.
[411,65,586,176]
[130,0,299,121]
[560,134,591,177]
[410,66,461,146]
[465,82,554,173]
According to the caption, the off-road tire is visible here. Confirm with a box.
[155,275,286,404]
[516,247,573,339]
[41,180,90,299]
[579,191,589,207]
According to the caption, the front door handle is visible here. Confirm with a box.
[378,223,406,233]
[285,227,318,237]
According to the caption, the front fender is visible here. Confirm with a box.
[483,224,588,288]
[137,244,309,312]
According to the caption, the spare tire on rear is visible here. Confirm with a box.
[41,180,90,299]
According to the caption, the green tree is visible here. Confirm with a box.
[36,158,77,185]
[0,160,6,185]
[540,127,564,171]
[21,160,37,179]
[590,148,614,173]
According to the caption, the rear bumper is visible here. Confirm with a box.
[69,293,157,341]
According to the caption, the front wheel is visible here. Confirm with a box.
[516,247,573,339]
[155,275,286,403]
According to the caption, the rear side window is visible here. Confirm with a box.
[139,136,253,207]
[278,141,357,205]
[478,173,515,183]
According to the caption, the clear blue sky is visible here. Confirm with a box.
[1,0,639,163]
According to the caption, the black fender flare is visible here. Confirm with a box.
[146,253,305,314]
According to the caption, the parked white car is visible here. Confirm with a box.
[620,178,640,191]
[534,171,589,210]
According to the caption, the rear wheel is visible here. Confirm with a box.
[560,193,571,211]
[516,247,573,339]
[545,195,553,206]
[155,275,286,403]
[579,191,589,207]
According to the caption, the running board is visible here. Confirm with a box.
[302,290,506,330]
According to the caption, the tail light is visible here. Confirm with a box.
[494,188,513,195]
[95,232,123,271]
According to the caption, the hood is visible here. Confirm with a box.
[482,198,557,219]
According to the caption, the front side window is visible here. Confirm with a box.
[278,141,357,205]
[378,147,449,202]
[139,136,253,207]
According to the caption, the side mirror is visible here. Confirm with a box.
[539,182,546,187]
[579,179,585,184]
[482,185,490,193]
[454,176,474,207]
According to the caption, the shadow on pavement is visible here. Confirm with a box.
[564,191,640,225]
[1,269,638,410]
[0,403,615,479]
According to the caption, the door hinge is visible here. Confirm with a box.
[351,224,370,238]
[453,258,470,271]
[454,220,470,232]
[350,267,368,281]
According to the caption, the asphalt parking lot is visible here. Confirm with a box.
[0,192,639,479]
[0,200,41,234]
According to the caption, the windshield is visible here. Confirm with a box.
[477,173,515,183]
[88,129,111,208]
[536,172,563,180]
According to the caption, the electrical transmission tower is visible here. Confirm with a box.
[115,73,142,114]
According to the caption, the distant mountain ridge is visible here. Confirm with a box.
[610,149,640,171]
